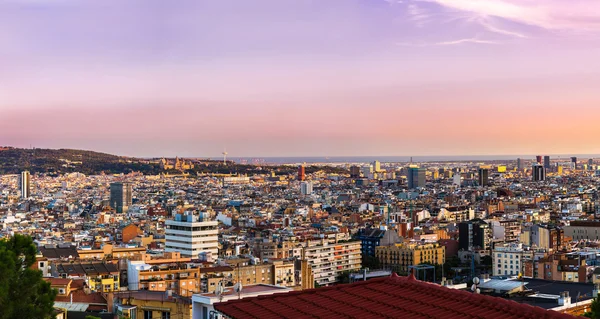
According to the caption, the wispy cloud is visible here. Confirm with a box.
[435,37,498,45]
[477,17,527,38]
[426,0,600,32]
[396,37,498,46]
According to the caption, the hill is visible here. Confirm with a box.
[0,147,348,176]
[0,147,160,175]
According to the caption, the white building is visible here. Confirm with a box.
[166,212,219,259]
[492,244,533,277]
[302,240,362,286]
[300,181,313,195]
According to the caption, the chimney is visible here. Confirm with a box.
[363,269,367,281]
[558,291,571,306]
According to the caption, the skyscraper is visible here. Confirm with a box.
[532,164,546,182]
[110,182,132,213]
[298,165,306,181]
[349,166,361,178]
[372,160,381,172]
[517,158,522,170]
[571,157,578,170]
[478,168,489,187]
[543,156,550,169]
[19,171,30,199]
[407,167,426,189]
[536,155,543,164]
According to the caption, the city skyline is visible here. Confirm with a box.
[2,0,600,157]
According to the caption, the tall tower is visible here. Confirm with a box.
[407,167,425,189]
[19,171,30,199]
[532,164,546,182]
[110,182,132,213]
[222,149,228,165]
[478,168,489,187]
[517,158,522,170]
[571,157,578,170]
[543,156,550,169]
[298,165,306,181]
[536,155,543,164]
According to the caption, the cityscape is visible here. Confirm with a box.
[3,0,600,319]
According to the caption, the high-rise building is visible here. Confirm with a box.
[407,167,426,189]
[19,171,30,199]
[302,241,361,286]
[517,158,523,170]
[571,157,578,169]
[349,166,361,178]
[477,168,489,186]
[300,181,313,195]
[110,182,132,213]
[165,212,219,259]
[589,158,594,169]
[536,155,543,164]
[298,165,306,181]
[532,164,546,181]
[543,156,550,169]
[372,160,381,172]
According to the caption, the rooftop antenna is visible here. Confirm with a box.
[222,149,228,165]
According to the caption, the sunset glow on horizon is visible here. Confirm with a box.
[2,0,600,157]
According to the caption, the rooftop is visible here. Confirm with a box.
[214,274,575,319]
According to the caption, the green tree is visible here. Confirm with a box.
[0,234,57,319]
[584,294,600,318]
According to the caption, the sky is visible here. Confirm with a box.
[1,0,600,158]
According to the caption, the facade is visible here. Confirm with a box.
[544,156,551,169]
[115,291,192,319]
[492,244,534,276]
[300,181,313,195]
[302,240,362,286]
[349,166,360,178]
[478,168,489,186]
[298,165,305,181]
[531,224,564,250]
[19,170,30,199]
[458,219,491,251]
[376,243,445,274]
[407,167,426,189]
[491,220,521,243]
[165,212,219,259]
[357,227,402,257]
[565,221,600,241]
[532,164,546,182]
[110,182,132,213]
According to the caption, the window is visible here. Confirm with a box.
[144,310,152,319]
[162,312,170,319]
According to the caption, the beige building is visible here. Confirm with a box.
[376,242,445,274]
[302,240,362,286]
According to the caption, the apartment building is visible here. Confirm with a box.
[302,240,362,286]
[376,242,445,274]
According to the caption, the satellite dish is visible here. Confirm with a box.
[234,282,243,293]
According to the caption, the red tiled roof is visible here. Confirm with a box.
[214,274,575,319]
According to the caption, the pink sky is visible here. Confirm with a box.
[2,0,600,157]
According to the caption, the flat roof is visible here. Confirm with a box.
[54,302,89,312]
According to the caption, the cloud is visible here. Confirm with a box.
[476,17,527,38]
[435,37,498,45]
[426,0,600,32]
